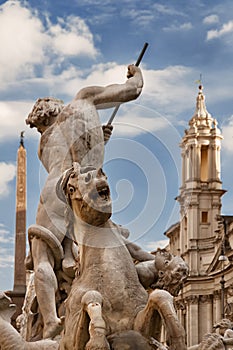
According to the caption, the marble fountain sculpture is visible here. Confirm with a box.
[0,63,189,349]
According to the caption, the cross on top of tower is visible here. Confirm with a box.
[187,83,214,133]
[194,84,211,120]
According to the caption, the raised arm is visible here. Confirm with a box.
[74,65,143,109]
[124,238,155,262]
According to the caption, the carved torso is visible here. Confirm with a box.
[36,101,104,242]
[64,221,148,337]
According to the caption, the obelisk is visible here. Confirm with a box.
[14,131,26,292]
[7,132,26,327]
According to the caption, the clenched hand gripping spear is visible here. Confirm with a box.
[107,42,149,125]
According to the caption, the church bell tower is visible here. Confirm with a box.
[177,85,226,275]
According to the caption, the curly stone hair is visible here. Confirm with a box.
[213,318,233,331]
[25,97,64,130]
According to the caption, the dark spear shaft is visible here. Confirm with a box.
[135,42,149,67]
[107,42,148,125]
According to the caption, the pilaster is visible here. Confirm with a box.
[186,295,199,347]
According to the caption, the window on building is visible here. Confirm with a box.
[201,211,208,223]
[201,145,208,181]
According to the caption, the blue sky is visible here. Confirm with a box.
[0,0,233,291]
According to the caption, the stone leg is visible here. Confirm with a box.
[75,290,110,350]
[134,289,187,350]
[31,237,63,339]
[62,236,76,278]
[0,293,59,350]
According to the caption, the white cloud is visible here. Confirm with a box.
[142,65,195,115]
[48,16,98,58]
[55,63,196,126]
[180,22,193,30]
[0,1,46,83]
[0,225,14,244]
[0,64,196,141]
[152,4,185,17]
[207,20,233,40]
[222,116,233,153]
[113,115,168,137]
[0,62,200,142]
[0,162,16,197]
[0,101,37,141]
[203,14,219,25]
[0,2,199,143]
[70,62,127,88]
[0,1,98,87]
[123,9,154,27]
[145,239,169,252]
[23,62,127,108]
[0,247,14,268]
[74,0,113,5]
[163,22,193,32]
[0,225,14,277]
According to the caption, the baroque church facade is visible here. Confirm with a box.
[165,85,233,347]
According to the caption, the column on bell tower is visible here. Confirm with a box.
[209,121,222,185]
[177,85,226,275]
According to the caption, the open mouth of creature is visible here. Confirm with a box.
[96,183,110,201]
[85,179,111,209]
[80,180,112,220]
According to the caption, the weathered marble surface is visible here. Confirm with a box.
[56,162,187,350]
[0,292,58,349]
[24,65,144,340]
[189,318,233,350]
[0,64,189,349]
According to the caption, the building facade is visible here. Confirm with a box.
[165,86,233,347]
